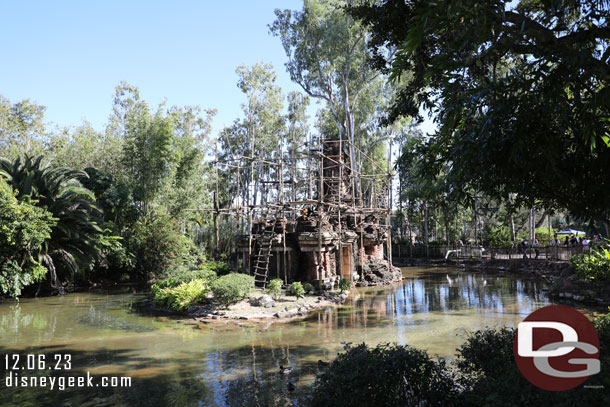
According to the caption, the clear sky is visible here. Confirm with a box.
[0,0,435,136]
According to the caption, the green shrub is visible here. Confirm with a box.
[571,243,610,281]
[152,278,209,311]
[338,277,351,293]
[303,282,315,294]
[289,282,305,298]
[159,263,219,287]
[0,179,56,297]
[210,273,254,308]
[266,279,283,300]
[310,343,456,407]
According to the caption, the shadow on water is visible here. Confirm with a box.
[0,267,601,406]
[0,343,327,407]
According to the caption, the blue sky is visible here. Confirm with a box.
[0,0,434,136]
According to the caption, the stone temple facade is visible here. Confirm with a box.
[237,139,402,289]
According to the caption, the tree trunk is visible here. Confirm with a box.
[43,254,65,295]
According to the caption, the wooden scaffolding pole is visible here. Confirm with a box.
[247,130,255,274]
[386,137,393,273]
[317,150,323,283]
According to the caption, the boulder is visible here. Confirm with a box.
[250,294,275,308]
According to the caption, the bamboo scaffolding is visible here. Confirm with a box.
[199,134,393,285]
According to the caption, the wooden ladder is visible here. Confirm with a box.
[253,218,278,288]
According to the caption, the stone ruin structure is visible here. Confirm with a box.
[236,139,401,289]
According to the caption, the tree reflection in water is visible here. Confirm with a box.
[0,267,574,407]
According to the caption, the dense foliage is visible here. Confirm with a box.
[210,273,254,308]
[571,242,610,281]
[350,0,610,226]
[310,316,610,407]
[0,179,55,297]
[0,156,103,293]
[310,342,456,407]
[127,213,203,281]
[455,320,610,406]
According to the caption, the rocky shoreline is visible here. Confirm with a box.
[394,257,610,307]
[141,289,351,323]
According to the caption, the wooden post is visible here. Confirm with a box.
[317,148,323,283]
[247,130,255,273]
[338,138,344,280]
[280,142,288,284]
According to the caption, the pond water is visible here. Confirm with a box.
[0,267,592,406]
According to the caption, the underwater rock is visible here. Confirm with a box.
[78,307,156,332]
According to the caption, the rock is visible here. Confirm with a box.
[356,260,402,287]
[239,316,249,320]
[187,306,206,317]
[298,307,308,313]
[251,294,275,308]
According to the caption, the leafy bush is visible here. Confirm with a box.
[157,263,220,288]
[338,277,351,293]
[310,343,457,407]
[289,282,305,298]
[266,279,283,300]
[210,273,254,308]
[303,282,315,294]
[0,179,56,297]
[152,278,209,311]
[571,243,610,281]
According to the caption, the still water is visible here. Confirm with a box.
[0,267,585,406]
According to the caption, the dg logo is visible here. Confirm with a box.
[514,305,601,391]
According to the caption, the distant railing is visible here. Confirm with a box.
[392,243,596,261]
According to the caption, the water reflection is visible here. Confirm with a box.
[0,267,592,407]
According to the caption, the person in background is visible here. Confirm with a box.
[564,236,570,246]
[521,239,529,259]
[533,238,540,259]
[582,236,590,252]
